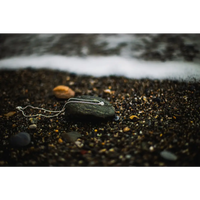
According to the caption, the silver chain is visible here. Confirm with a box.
[16,97,104,118]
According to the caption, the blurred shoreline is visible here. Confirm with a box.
[1,34,200,81]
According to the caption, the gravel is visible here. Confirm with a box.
[0,68,200,166]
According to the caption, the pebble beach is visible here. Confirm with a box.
[1,34,200,166]
[1,68,200,166]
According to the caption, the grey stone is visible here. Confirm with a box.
[160,150,177,161]
[62,131,81,142]
[65,95,115,120]
[10,132,31,147]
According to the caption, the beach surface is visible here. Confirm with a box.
[0,68,200,166]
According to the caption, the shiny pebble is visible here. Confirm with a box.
[10,132,31,147]
[53,85,75,99]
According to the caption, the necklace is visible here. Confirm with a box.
[16,97,104,118]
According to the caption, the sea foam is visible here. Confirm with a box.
[0,54,200,81]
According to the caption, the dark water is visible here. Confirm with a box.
[0,30,200,60]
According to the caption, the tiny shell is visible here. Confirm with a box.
[53,85,75,99]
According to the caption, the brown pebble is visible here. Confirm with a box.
[58,138,63,144]
[53,85,75,99]
[123,127,130,132]
[4,111,16,119]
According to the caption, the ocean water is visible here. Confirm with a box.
[0,34,200,81]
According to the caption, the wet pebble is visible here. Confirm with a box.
[10,132,31,147]
[62,131,81,142]
[53,85,75,99]
[65,95,115,120]
[160,150,177,161]
[29,124,37,129]
[123,127,130,132]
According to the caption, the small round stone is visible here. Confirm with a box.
[123,127,130,132]
[149,146,154,151]
[125,154,131,159]
[29,124,37,129]
[58,138,63,144]
[160,150,177,161]
[53,85,75,99]
[10,132,31,147]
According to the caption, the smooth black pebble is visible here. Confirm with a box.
[10,132,31,147]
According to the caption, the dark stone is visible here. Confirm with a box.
[114,115,120,121]
[189,85,195,91]
[10,132,31,147]
[153,97,161,103]
[65,95,115,121]
[62,131,81,142]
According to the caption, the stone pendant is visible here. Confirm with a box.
[65,95,115,121]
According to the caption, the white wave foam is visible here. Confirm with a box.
[0,55,200,80]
